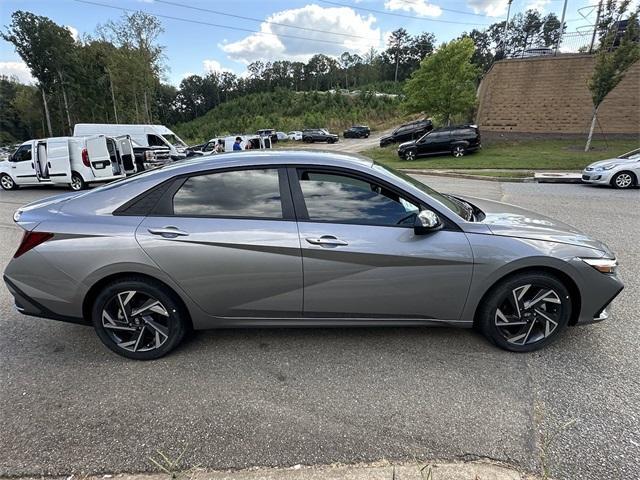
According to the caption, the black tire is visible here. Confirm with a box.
[611,171,636,189]
[0,174,18,190]
[477,271,571,352]
[452,145,466,158]
[91,277,188,360]
[70,172,87,191]
[404,149,417,161]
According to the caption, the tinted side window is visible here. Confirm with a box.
[298,171,419,226]
[148,134,166,147]
[13,145,32,162]
[173,169,283,218]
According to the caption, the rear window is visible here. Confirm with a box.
[172,169,283,218]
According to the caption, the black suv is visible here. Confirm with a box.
[379,119,433,147]
[397,125,481,160]
[343,125,371,138]
[302,128,339,143]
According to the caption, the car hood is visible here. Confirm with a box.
[398,140,416,149]
[460,195,613,255]
[585,157,638,169]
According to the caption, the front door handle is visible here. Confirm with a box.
[148,226,190,238]
[305,235,348,247]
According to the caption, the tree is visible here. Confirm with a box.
[404,38,478,125]
[386,28,412,82]
[585,3,640,151]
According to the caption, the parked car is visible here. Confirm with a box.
[397,125,481,161]
[0,135,135,191]
[74,124,189,160]
[343,125,371,138]
[582,148,640,189]
[256,129,278,144]
[4,151,622,359]
[379,119,433,147]
[276,131,288,141]
[302,128,339,143]
[130,140,171,171]
[288,131,303,141]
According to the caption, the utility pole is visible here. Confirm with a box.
[554,0,568,56]
[107,69,119,124]
[589,0,603,54]
[502,0,514,53]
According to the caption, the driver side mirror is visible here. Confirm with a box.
[414,210,442,235]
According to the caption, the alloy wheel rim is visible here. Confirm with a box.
[454,147,464,157]
[407,151,415,160]
[616,173,632,188]
[494,284,563,346]
[1,176,14,189]
[102,290,171,352]
[71,177,82,190]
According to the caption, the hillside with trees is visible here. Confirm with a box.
[0,8,569,145]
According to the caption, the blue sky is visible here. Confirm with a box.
[0,0,610,86]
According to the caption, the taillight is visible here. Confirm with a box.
[81,148,90,167]
[14,231,54,258]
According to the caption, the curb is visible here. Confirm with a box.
[28,461,543,480]
[399,169,534,183]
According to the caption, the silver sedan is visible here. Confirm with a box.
[4,151,623,359]
[582,148,640,189]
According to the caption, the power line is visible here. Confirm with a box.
[154,0,366,39]
[73,0,358,47]
[319,0,492,26]
[393,0,495,18]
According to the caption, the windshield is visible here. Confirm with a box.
[372,162,471,220]
[320,129,330,134]
[416,131,432,142]
[163,134,187,147]
[618,148,640,160]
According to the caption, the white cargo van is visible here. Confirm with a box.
[73,124,188,160]
[0,135,135,191]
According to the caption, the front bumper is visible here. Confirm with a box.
[581,170,615,184]
[569,258,624,326]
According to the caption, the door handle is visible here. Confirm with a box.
[148,226,189,238]
[305,235,348,247]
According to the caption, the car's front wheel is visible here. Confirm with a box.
[478,272,571,352]
[0,174,18,190]
[92,277,188,360]
[611,171,636,189]
[452,145,466,158]
[404,149,417,161]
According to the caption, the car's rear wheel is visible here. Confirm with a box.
[1,174,18,190]
[70,172,86,191]
[611,171,636,189]
[452,145,466,158]
[92,278,187,360]
[478,272,571,352]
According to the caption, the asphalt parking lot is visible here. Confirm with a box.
[0,177,638,480]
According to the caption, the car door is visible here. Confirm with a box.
[291,167,473,321]
[45,138,72,185]
[9,144,39,185]
[136,167,303,319]
[86,136,115,179]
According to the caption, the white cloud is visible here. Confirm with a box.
[467,0,509,18]
[66,25,79,41]
[525,0,551,12]
[0,61,34,84]
[220,4,382,64]
[384,0,442,17]
[202,59,234,74]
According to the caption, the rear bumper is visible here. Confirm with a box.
[4,275,89,325]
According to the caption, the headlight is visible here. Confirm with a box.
[596,164,617,171]
[144,151,155,161]
[581,258,618,274]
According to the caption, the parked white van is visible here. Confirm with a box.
[0,135,135,191]
[73,124,188,160]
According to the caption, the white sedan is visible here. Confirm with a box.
[582,148,640,189]
[287,131,303,141]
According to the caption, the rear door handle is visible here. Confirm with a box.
[148,226,190,238]
[305,235,348,247]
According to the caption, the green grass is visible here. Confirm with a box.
[363,138,639,170]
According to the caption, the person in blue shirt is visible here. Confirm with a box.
[233,137,243,151]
